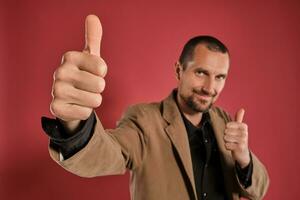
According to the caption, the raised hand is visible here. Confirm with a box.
[224,108,251,168]
[50,15,107,134]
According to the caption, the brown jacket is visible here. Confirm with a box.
[49,91,269,200]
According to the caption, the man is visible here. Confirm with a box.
[42,15,269,200]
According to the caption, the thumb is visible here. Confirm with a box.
[235,108,245,123]
[83,14,102,56]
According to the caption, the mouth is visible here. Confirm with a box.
[194,93,211,101]
[192,88,216,102]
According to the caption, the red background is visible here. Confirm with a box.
[1,0,300,199]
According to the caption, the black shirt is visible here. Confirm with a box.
[182,112,225,199]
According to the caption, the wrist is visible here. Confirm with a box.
[236,150,251,169]
[58,119,82,135]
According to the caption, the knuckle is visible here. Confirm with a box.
[243,130,248,137]
[54,67,66,81]
[62,51,75,63]
[52,81,64,98]
[93,56,102,66]
[93,57,107,77]
[94,60,103,75]
[93,94,102,107]
[96,77,106,93]
[100,60,108,77]
[224,135,229,141]
[242,123,248,130]
[50,100,61,117]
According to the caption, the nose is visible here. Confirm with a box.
[202,77,215,95]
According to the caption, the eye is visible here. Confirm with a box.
[215,75,226,81]
[195,70,205,76]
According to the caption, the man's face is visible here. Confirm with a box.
[176,44,230,113]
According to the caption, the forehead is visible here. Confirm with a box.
[188,44,230,73]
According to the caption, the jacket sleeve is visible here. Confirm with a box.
[48,105,147,178]
[42,112,96,160]
[235,152,270,200]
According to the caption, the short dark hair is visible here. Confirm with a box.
[179,35,229,69]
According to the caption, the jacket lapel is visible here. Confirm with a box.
[162,91,197,198]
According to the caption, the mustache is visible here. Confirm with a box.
[192,88,217,97]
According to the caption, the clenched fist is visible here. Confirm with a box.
[50,15,107,133]
[224,108,251,168]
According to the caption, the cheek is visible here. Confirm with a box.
[188,77,205,89]
[212,84,225,102]
[213,93,220,102]
[179,76,194,89]
[215,81,226,92]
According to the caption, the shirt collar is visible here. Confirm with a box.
[181,111,211,133]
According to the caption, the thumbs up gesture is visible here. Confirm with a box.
[50,15,107,133]
[224,108,251,168]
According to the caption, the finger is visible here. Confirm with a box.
[224,134,244,143]
[226,122,248,131]
[224,135,238,143]
[56,65,105,93]
[73,70,106,93]
[83,14,102,57]
[61,51,107,77]
[224,142,238,151]
[50,99,93,121]
[235,108,245,123]
[65,87,102,108]
[224,128,246,137]
[53,81,102,108]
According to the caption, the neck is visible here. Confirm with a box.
[176,92,203,127]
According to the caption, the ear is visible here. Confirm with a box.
[174,61,183,80]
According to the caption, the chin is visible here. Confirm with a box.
[197,104,212,113]
[195,97,213,110]
[188,99,212,113]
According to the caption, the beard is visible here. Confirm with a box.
[180,88,217,113]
